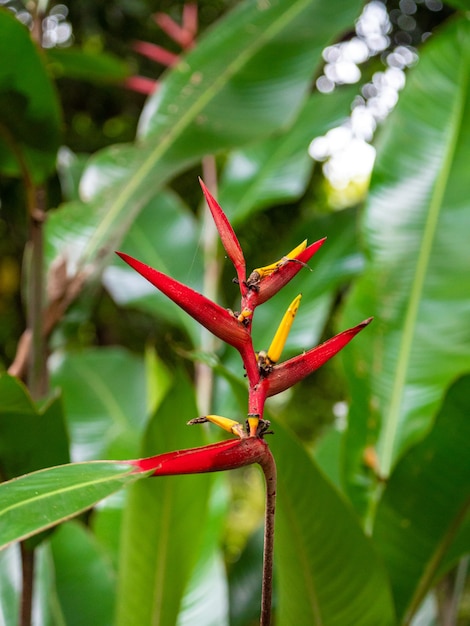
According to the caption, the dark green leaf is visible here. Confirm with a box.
[0,9,61,181]
[46,47,129,83]
[373,375,470,624]
[50,521,116,626]
[0,374,69,480]
[341,17,470,514]
[270,421,396,626]
[229,526,264,626]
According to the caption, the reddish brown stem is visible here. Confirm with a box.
[259,447,277,626]
[20,544,35,626]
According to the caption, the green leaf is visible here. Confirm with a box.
[0,461,141,550]
[228,526,264,626]
[373,375,470,625]
[218,86,358,225]
[0,545,20,625]
[116,369,212,626]
[46,47,129,83]
[0,9,61,181]
[49,347,158,461]
[50,521,116,626]
[270,421,396,626]
[48,0,363,278]
[341,17,470,509]
[178,478,230,626]
[0,374,69,480]
[103,189,202,341]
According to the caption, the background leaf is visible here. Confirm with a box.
[218,86,358,225]
[373,374,470,624]
[341,16,470,514]
[269,421,396,626]
[116,369,212,626]
[0,374,69,480]
[0,9,60,181]
[49,521,116,626]
[48,0,363,279]
[49,347,161,462]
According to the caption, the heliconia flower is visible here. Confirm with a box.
[153,3,198,50]
[264,294,302,365]
[131,437,269,475]
[124,75,159,95]
[199,178,246,289]
[188,414,246,438]
[133,41,179,66]
[266,317,373,397]
[251,238,326,306]
[116,252,250,350]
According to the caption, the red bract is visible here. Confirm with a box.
[116,252,250,351]
[131,437,269,475]
[199,178,246,289]
[266,317,373,397]
[117,179,371,435]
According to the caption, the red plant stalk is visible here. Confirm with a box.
[118,179,371,624]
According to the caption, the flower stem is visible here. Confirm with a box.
[259,446,277,626]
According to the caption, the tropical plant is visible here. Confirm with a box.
[0,0,469,625]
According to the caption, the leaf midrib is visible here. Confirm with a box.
[82,0,311,265]
[379,50,469,477]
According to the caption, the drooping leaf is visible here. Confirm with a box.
[269,420,396,626]
[116,369,212,626]
[0,374,69,480]
[373,374,470,625]
[0,9,61,182]
[341,16,470,514]
[46,0,363,281]
[0,461,142,550]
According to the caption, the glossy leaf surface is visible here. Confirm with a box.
[0,9,60,181]
[50,521,116,626]
[218,86,357,225]
[373,374,470,624]
[50,0,362,278]
[50,347,155,462]
[341,17,470,511]
[270,421,396,626]
[0,461,140,550]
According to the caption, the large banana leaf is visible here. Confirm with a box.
[373,374,470,625]
[340,16,470,514]
[218,86,358,225]
[269,421,396,626]
[46,0,363,279]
